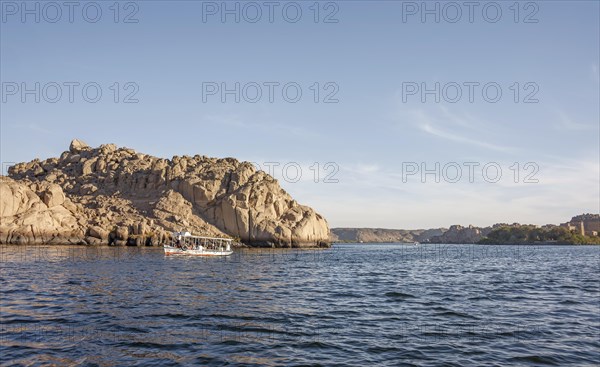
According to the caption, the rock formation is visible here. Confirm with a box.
[330,228,446,243]
[0,139,330,247]
[428,225,492,244]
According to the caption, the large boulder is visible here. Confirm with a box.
[69,139,90,153]
[41,184,65,208]
[88,225,109,241]
[115,226,129,241]
[0,178,83,244]
[0,178,43,217]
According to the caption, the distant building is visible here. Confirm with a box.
[560,214,600,236]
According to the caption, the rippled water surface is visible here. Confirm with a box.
[1,244,599,366]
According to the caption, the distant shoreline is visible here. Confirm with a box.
[331,217,600,245]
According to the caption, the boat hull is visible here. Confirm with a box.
[163,246,233,256]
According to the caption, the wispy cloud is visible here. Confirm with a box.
[400,108,517,153]
[554,110,599,131]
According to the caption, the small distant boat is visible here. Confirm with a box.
[163,231,233,256]
[413,242,420,246]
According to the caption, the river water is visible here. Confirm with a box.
[1,244,599,366]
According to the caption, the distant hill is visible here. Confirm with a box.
[330,228,446,243]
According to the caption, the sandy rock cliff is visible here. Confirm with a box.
[0,140,330,247]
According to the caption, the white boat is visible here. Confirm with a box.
[164,231,233,256]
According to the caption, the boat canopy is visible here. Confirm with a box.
[172,231,232,243]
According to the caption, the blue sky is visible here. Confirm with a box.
[1,1,598,228]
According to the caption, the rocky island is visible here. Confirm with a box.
[0,140,330,248]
